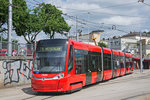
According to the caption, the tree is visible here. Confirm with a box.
[12,2,71,43]
[0,0,29,41]
[12,0,33,43]
[0,0,39,44]
[38,3,71,39]
[0,0,8,32]
[98,42,108,48]
[15,9,43,44]
[0,1,70,44]
[0,0,42,44]
[145,31,150,34]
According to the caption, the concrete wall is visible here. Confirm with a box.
[0,56,33,88]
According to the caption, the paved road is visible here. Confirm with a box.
[0,70,150,100]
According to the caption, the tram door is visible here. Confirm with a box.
[85,55,92,85]
[96,54,102,82]
[113,55,117,78]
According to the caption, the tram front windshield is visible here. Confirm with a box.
[33,44,67,74]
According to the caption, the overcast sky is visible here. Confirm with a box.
[16,0,150,43]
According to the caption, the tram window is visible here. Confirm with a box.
[114,55,120,69]
[129,57,132,68]
[84,55,89,73]
[108,54,111,70]
[113,55,116,70]
[103,53,107,70]
[120,56,124,68]
[75,49,87,74]
[68,45,73,74]
[128,57,131,68]
[89,55,92,72]
[88,51,101,72]
[125,57,129,68]
[103,53,111,70]
[117,55,120,69]
[89,55,98,72]
[98,54,102,71]
[75,49,101,73]
[94,55,100,72]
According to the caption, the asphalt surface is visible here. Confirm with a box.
[0,70,150,100]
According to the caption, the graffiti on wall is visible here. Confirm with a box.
[2,60,32,85]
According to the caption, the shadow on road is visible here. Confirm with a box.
[22,87,36,95]
[22,87,67,96]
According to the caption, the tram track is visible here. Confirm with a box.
[21,71,150,100]
[97,73,150,87]
[22,96,37,100]
[41,96,54,100]
[21,95,54,100]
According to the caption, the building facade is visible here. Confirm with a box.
[108,32,150,57]
[69,30,103,45]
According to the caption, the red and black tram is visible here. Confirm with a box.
[31,39,133,92]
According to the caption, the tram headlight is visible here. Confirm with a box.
[53,73,64,79]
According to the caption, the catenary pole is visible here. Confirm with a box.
[140,32,143,72]
[8,0,12,56]
[76,16,78,41]
[88,12,90,44]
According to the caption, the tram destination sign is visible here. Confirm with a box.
[40,47,62,52]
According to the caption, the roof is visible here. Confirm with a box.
[121,32,150,38]
[90,30,104,34]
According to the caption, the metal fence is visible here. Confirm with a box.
[0,41,35,56]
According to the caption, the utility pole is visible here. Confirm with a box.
[88,12,90,44]
[76,16,78,41]
[140,32,143,72]
[8,0,12,56]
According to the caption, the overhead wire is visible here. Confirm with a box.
[4,0,149,37]
[61,8,150,19]
[63,13,150,30]
[142,2,150,7]
[25,0,40,9]
[25,0,37,5]
[59,1,137,13]
[99,1,137,9]
[32,0,41,4]
[63,13,131,34]
[64,12,150,35]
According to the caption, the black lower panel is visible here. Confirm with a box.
[114,69,117,77]
[85,72,92,85]
[96,71,101,82]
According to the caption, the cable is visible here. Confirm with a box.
[25,0,39,6]
[59,1,137,13]
[63,14,130,34]
[63,13,149,29]
[63,13,150,34]
[101,1,137,9]
[32,0,41,4]
[142,2,150,6]
[59,8,149,19]
[91,12,149,18]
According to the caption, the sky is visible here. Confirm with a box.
[14,0,150,43]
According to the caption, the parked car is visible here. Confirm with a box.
[0,49,7,56]
[0,49,18,56]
